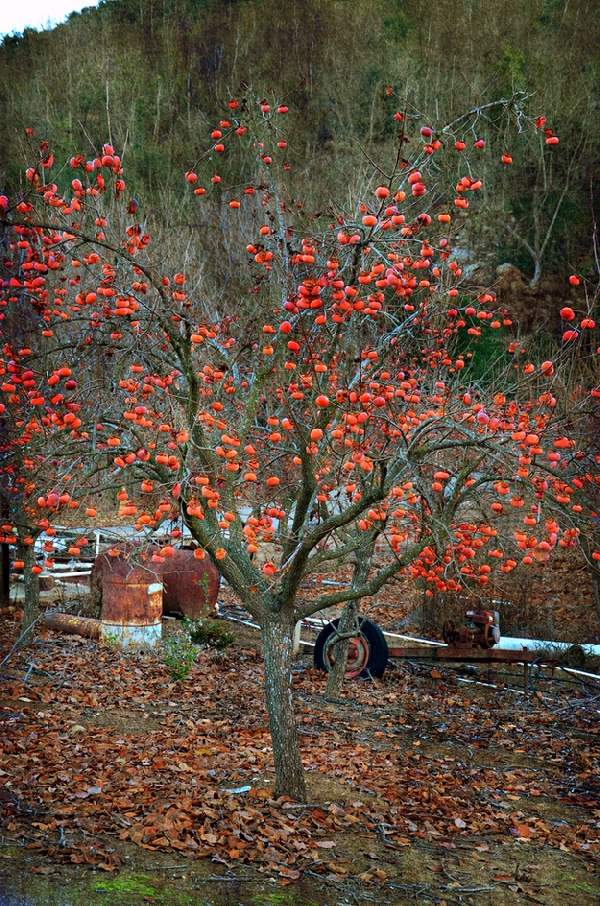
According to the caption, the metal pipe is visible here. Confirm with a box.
[497,636,600,657]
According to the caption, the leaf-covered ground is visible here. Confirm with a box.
[1,613,598,905]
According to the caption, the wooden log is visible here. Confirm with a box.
[40,612,101,639]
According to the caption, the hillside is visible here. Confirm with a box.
[1,0,599,295]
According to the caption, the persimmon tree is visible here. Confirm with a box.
[1,97,598,799]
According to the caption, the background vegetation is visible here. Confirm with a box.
[1,0,599,300]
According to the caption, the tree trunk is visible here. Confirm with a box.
[325,541,375,698]
[419,587,437,634]
[0,497,9,608]
[325,600,357,698]
[19,541,39,634]
[591,566,600,626]
[0,540,9,608]
[261,614,307,801]
[579,534,600,626]
[529,256,542,289]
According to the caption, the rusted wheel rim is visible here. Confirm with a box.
[323,633,370,678]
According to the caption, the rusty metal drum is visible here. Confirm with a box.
[159,548,220,618]
[91,544,220,620]
[100,571,163,647]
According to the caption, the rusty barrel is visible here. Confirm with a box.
[91,544,220,619]
[160,548,220,618]
[100,571,163,647]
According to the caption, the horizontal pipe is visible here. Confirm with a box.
[496,636,600,657]
[380,630,600,657]
[370,625,600,658]
[555,665,600,681]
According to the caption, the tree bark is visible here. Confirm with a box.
[325,541,375,698]
[419,587,437,634]
[529,256,542,289]
[19,541,39,634]
[261,613,307,801]
[579,534,600,626]
[0,497,9,608]
[0,540,9,608]
[591,565,600,626]
[325,599,357,698]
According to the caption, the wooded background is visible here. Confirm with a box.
[1,0,599,301]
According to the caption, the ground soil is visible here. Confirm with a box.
[1,603,598,905]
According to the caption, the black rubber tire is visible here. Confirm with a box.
[313,617,389,678]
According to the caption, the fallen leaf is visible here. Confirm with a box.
[511,823,533,839]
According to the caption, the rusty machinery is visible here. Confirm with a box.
[441,608,501,649]
[313,605,559,691]
[314,607,503,678]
